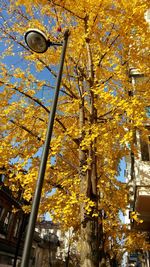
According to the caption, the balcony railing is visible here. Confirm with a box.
[131,185,150,231]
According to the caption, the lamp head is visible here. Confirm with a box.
[25,29,49,53]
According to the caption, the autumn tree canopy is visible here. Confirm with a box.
[0,0,150,265]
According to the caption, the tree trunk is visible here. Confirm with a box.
[79,80,98,266]
[78,37,107,266]
[80,220,99,267]
[78,83,106,266]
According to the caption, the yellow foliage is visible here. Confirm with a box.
[1,0,150,258]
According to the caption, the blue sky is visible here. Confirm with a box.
[118,157,126,182]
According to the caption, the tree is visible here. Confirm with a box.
[0,0,150,266]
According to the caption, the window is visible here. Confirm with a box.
[0,211,11,235]
[4,211,11,231]
[0,174,5,183]
[13,218,21,238]
[140,128,150,161]
[146,106,150,118]
[145,9,150,23]
[0,206,5,220]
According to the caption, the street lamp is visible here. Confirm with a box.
[21,29,69,267]
[24,29,63,53]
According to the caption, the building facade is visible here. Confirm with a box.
[35,221,79,267]
[124,66,150,266]
[0,174,60,267]
[0,173,29,266]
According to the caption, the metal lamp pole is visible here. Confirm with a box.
[21,29,69,267]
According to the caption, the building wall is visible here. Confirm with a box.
[125,123,150,266]
[35,221,79,267]
[0,176,45,267]
[0,176,26,267]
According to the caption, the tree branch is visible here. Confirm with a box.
[51,0,85,20]
[10,119,43,142]
[98,34,120,66]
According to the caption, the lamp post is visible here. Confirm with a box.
[21,29,69,267]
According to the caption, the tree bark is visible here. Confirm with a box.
[80,221,99,267]
[79,81,100,267]
[79,32,106,266]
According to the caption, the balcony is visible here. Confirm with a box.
[132,186,150,231]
